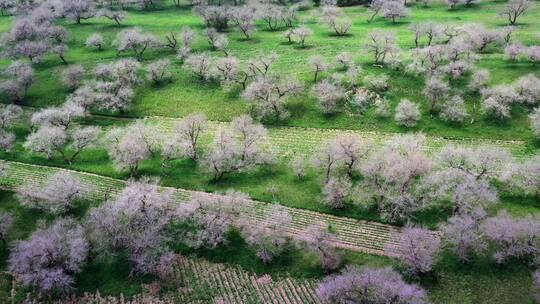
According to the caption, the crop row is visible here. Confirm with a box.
[0,160,440,256]
[146,117,529,159]
[9,106,528,159]
[173,255,322,304]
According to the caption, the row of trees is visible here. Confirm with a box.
[0,84,535,223]
[16,103,540,227]
[171,18,540,130]
[306,133,540,223]
[0,0,153,18]
[6,165,539,299]
[316,208,540,303]
[3,5,539,134]
[4,175,343,295]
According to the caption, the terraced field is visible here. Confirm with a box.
[0,160,440,257]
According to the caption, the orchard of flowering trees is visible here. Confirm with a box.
[0,0,540,302]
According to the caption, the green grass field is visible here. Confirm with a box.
[1,0,540,140]
[1,0,540,302]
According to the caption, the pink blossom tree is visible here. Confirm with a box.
[533,270,540,304]
[514,74,540,106]
[239,205,292,263]
[359,134,432,222]
[0,104,22,151]
[297,223,342,271]
[184,53,213,80]
[175,190,248,249]
[8,218,89,295]
[529,107,540,139]
[481,85,518,120]
[308,55,329,82]
[0,211,13,245]
[24,124,100,164]
[501,155,540,196]
[386,226,440,276]
[61,65,86,91]
[480,211,540,264]
[423,77,450,113]
[394,99,421,128]
[0,60,34,103]
[440,209,486,262]
[56,0,97,24]
[322,177,352,209]
[86,178,173,274]
[16,171,92,214]
[316,266,430,304]
[311,80,345,115]
[421,145,508,214]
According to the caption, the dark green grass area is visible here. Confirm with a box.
[0,0,539,141]
[0,191,536,303]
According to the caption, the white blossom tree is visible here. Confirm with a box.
[382,0,409,24]
[113,27,160,60]
[85,33,104,51]
[242,75,303,121]
[231,5,256,40]
[499,0,533,25]
[363,30,400,65]
[146,59,171,84]
[311,80,345,115]
[105,122,160,175]
[394,99,421,127]
[201,115,274,181]
[162,112,207,162]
